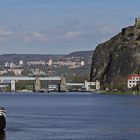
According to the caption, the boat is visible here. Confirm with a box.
[0,107,6,131]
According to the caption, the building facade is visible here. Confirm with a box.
[128,74,140,89]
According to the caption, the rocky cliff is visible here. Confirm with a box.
[90,23,140,87]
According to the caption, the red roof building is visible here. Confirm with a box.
[128,74,140,89]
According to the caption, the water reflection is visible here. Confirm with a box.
[0,131,6,140]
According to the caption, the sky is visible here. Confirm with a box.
[0,0,139,54]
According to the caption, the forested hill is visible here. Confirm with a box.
[0,50,93,64]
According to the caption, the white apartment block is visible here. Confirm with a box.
[27,61,46,65]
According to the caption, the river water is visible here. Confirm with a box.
[0,92,140,140]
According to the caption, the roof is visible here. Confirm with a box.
[128,74,140,80]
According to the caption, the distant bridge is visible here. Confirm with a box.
[0,76,62,91]
[0,76,100,92]
[0,76,61,81]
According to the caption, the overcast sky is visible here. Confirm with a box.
[0,0,139,54]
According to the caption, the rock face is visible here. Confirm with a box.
[90,22,140,87]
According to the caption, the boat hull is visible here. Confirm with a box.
[0,116,6,131]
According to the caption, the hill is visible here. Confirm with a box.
[90,18,140,88]
[66,50,93,58]
[0,50,93,65]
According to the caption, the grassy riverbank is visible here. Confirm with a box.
[99,90,140,95]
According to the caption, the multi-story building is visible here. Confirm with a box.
[8,68,24,76]
[4,62,10,68]
[27,61,46,65]
[48,59,53,66]
[128,74,140,89]
[0,69,7,75]
[19,60,24,66]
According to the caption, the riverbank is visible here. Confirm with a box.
[99,90,140,95]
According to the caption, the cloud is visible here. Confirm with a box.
[64,31,82,39]
[0,29,14,41]
[0,30,13,36]
[95,24,118,35]
[19,32,49,43]
[0,24,118,45]
[0,29,49,43]
[32,32,49,42]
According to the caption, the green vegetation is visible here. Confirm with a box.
[71,75,89,83]
[101,81,127,91]
[21,68,32,75]
[16,80,34,91]
[101,90,140,95]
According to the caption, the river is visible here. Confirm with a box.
[0,92,140,140]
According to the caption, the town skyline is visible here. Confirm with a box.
[0,0,139,54]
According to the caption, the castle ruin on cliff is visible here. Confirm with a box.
[135,18,140,28]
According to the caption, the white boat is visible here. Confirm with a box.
[0,107,6,131]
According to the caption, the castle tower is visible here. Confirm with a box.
[34,68,41,92]
[59,75,67,92]
[135,18,140,28]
